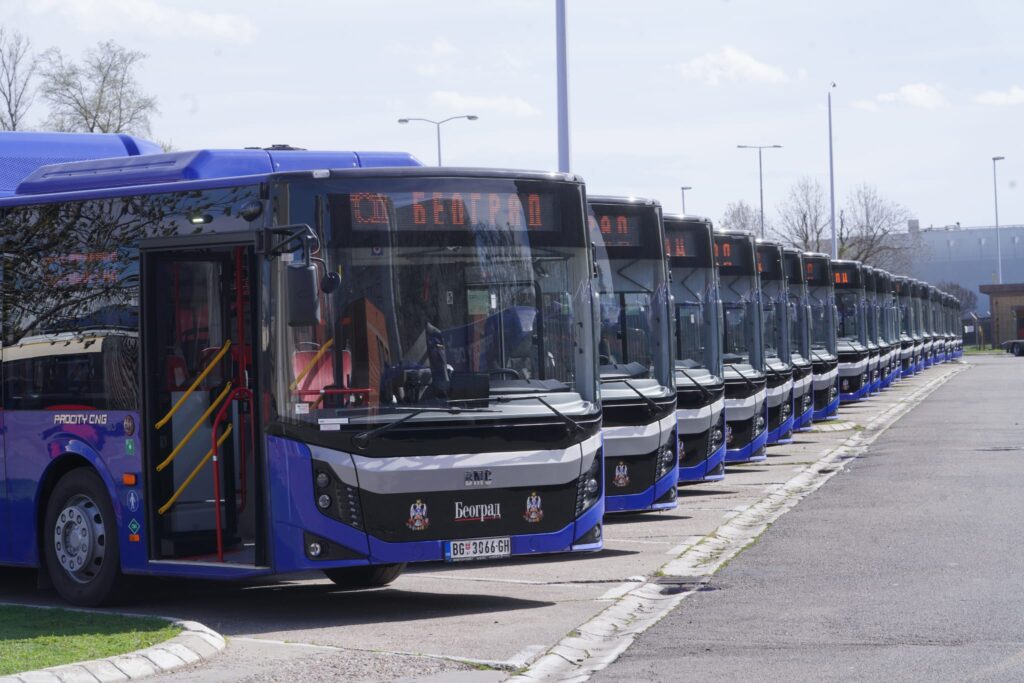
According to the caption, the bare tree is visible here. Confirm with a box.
[837,184,915,271]
[720,200,761,234]
[39,40,157,136]
[771,177,830,252]
[936,281,978,315]
[0,27,36,131]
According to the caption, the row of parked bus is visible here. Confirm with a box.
[0,133,961,606]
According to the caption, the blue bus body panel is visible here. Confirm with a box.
[725,429,769,464]
[0,410,142,568]
[0,131,160,197]
[793,404,815,431]
[766,414,795,445]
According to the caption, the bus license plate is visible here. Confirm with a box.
[445,537,511,562]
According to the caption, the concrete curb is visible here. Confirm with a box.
[0,613,225,683]
[510,363,967,682]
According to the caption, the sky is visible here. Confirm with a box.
[3,0,1023,229]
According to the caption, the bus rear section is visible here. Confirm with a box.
[589,197,678,512]
[756,241,795,445]
[783,248,814,431]
[715,231,768,464]
[664,215,726,483]
[804,253,839,420]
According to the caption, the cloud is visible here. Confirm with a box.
[673,46,788,86]
[430,39,458,58]
[29,0,257,43]
[973,85,1024,106]
[851,99,880,112]
[876,83,949,109]
[430,91,540,117]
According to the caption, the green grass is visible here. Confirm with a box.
[962,347,1002,356]
[0,605,180,676]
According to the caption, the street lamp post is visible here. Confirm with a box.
[680,186,692,215]
[827,82,837,258]
[397,115,479,166]
[993,155,1005,284]
[737,144,782,237]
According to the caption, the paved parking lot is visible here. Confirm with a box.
[0,361,965,683]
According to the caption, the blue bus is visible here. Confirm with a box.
[663,214,726,483]
[909,279,927,373]
[714,231,768,464]
[861,266,882,395]
[0,134,605,605]
[833,259,871,403]
[782,248,814,431]
[804,253,839,420]
[875,269,900,389]
[588,197,678,512]
[756,240,795,445]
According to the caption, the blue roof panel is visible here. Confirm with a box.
[0,131,159,196]
[13,148,424,197]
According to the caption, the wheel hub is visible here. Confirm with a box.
[53,494,105,583]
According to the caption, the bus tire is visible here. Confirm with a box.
[323,563,405,589]
[43,468,121,606]
[1013,343,1022,357]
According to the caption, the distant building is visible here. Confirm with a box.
[905,222,1024,314]
[978,283,1024,346]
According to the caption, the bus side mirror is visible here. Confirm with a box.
[287,263,321,326]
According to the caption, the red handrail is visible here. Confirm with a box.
[210,386,252,562]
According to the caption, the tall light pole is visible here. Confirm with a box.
[680,186,692,214]
[828,82,837,258]
[397,115,479,166]
[555,0,571,172]
[993,155,1005,284]
[737,144,782,237]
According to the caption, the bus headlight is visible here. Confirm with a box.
[576,449,603,515]
[312,459,363,529]
[841,378,850,391]
[755,415,766,434]
[655,436,677,480]
[708,425,724,454]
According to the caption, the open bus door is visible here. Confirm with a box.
[141,238,264,566]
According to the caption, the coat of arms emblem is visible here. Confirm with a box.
[406,499,430,531]
[612,461,630,488]
[523,491,544,523]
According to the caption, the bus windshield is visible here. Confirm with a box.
[664,217,720,376]
[588,202,673,389]
[836,291,860,341]
[271,176,597,432]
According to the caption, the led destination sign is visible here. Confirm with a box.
[348,191,559,231]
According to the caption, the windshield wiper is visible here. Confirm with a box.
[810,350,831,364]
[621,380,662,416]
[676,367,713,400]
[725,363,758,391]
[351,406,496,450]
[492,394,585,434]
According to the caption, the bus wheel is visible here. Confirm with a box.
[1013,343,1022,357]
[323,563,405,589]
[43,468,121,606]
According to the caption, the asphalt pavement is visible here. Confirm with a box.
[594,353,1024,683]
